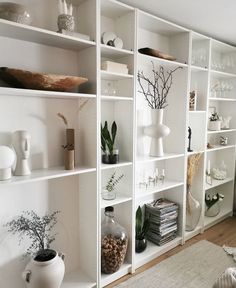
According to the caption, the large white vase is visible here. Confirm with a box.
[22,250,65,288]
[144,109,170,157]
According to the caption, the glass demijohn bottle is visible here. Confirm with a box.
[101,206,128,274]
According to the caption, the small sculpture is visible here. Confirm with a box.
[187,126,193,152]
[12,130,31,176]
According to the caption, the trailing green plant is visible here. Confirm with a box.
[101,121,117,155]
[5,210,60,257]
[205,193,224,210]
[105,172,124,192]
[135,206,150,240]
[209,112,220,121]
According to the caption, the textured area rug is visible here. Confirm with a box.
[116,240,236,288]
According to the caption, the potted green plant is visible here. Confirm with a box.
[135,206,150,253]
[208,111,221,131]
[5,210,65,288]
[101,121,118,164]
[102,172,124,200]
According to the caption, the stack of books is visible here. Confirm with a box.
[145,198,178,246]
[101,61,129,74]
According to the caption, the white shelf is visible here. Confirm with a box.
[135,237,182,269]
[0,19,95,51]
[189,110,206,114]
[205,177,234,190]
[62,271,96,288]
[101,0,134,18]
[207,129,236,134]
[138,53,188,68]
[204,208,233,229]
[185,226,202,241]
[101,95,133,101]
[209,97,236,102]
[136,153,184,163]
[191,65,208,72]
[136,180,184,199]
[207,145,235,152]
[101,44,134,58]
[100,70,134,80]
[0,87,96,99]
[210,69,236,78]
[101,263,131,287]
[0,166,96,186]
[101,161,133,170]
[101,194,132,208]
[187,150,205,156]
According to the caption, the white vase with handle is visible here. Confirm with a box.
[144,109,170,157]
[22,249,65,288]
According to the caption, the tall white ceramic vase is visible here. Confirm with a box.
[144,109,170,157]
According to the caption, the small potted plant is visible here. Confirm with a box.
[208,111,221,131]
[5,210,65,288]
[205,193,224,217]
[102,172,124,200]
[101,121,119,164]
[135,206,150,253]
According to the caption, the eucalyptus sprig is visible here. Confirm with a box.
[105,172,124,192]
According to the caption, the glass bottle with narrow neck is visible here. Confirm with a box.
[101,206,128,274]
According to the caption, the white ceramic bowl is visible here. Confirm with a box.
[0,2,32,25]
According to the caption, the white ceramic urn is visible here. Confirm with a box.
[144,109,170,157]
[22,250,65,288]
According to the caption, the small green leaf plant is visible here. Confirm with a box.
[135,206,150,240]
[205,193,224,210]
[101,121,117,156]
[105,172,124,192]
[5,210,60,257]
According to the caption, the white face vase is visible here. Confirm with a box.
[12,130,31,159]
[12,130,31,176]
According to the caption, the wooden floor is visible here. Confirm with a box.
[107,216,236,287]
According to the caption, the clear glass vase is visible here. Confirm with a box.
[101,206,128,274]
[185,189,201,231]
[205,202,220,217]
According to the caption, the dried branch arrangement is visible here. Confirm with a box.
[5,210,60,256]
[187,153,202,189]
[137,62,182,109]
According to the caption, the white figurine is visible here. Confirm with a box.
[12,130,31,176]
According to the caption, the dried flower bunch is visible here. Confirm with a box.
[5,210,60,256]
[137,62,182,109]
[105,172,124,192]
[57,98,90,128]
[187,153,202,189]
[209,112,220,121]
[205,193,224,210]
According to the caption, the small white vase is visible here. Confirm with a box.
[208,120,221,131]
[22,250,65,288]
[144,109,170,157]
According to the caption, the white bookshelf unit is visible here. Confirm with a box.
[0,0,235,287]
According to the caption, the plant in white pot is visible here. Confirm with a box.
[208,112,221,131]
[137,63,182,157]
[5,210,65,288]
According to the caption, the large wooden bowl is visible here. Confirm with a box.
[0,67,88,92]
[138,47,176,61]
